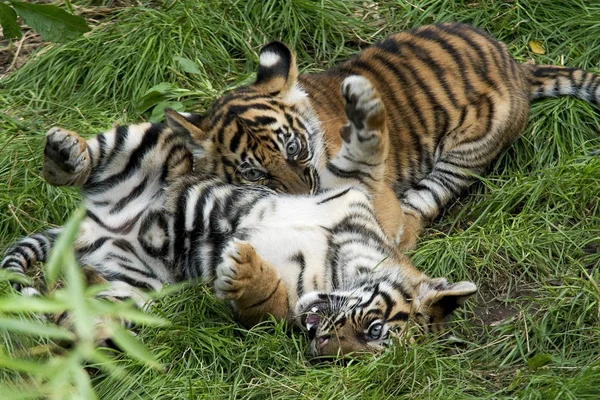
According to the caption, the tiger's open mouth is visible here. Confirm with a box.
[299,301,328,340]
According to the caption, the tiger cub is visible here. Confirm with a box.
[2,76,476,357]
[165,22,600,250]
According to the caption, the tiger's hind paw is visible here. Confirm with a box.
[339,75,389,166]
[43,127,91,187]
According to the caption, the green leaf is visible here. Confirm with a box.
[0,3,22,39]
[111,308,170,327]
[0,353,48,374]
[0,317,75,341]
[175,56,202,75]
[46,206,85,285]
[0,268,31,285]
[89,350,130,379]
[135,82,178,113]
[0,385,44,400]
[9,1,89,43]
[527,353,553,370]
[109,323,162,369]
[149,101,184,123]
[45,207,95,343]
[73,365,97,400]
[0,295,68,313]
[87,297,169,327]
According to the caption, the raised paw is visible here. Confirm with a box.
[340,75,387,151]
[43,127,91,187]
[214,240,260,301]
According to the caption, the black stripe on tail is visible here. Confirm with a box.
[522,64,600,105]
[1,229,60,294]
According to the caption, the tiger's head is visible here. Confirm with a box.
[165,42,325,194]
[295,268,477,358]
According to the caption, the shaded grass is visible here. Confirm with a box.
[1,0,600,398]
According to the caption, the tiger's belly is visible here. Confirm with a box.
[246,226,330,306]
[238,185,391,306]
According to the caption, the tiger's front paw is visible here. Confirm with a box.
[43,127,91,187]
[340,75,388,158]
[214,240,260,301]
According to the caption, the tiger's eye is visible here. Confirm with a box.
[242,168,265,182]
[367,322,384,340]
[286,138,301,157]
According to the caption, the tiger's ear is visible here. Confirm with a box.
[165,108,206,141]
[416,278,477,318]
[164,109,206,156]
[254,41,298,97]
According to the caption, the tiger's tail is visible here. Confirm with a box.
[522,63,600,105]
[1,228,61,295]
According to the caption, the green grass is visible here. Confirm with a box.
[1,0,600,398]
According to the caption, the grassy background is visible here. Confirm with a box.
[1,0,600,398]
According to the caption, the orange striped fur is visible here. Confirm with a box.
[166,23,600,249]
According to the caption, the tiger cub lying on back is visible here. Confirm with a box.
[2,77,476,357]
[165,22,600,250]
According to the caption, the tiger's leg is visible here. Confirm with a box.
[43,127,91,187]
[398,123,499,250]
[51,266,150,347]
[319,75,405,242]
[214,240,289,328]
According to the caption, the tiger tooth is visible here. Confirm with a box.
[311,307,319,313]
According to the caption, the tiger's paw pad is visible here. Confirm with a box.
[43,127,91,186]
[340,75,387,153]
[214,240,259,301]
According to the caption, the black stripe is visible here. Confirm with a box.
[325,162,374,182]
[392,38,460,109]
[379,290,395,319]
[86,209,142,235]
[85,124,162,194]
[161,144,191,183]
[414,182,442,208]
[9,248,34,269]
[342,154,383,168]
[97,133,107,161]
[97,125,128,175]
[317,187,352,205]
[388,311,409,322]
[109,177,148,215]
[101,271,154,290]
[291,252,306,298]
[246,279,282,309]
[112,239,157,278]
[228,121,244,153]
[15,241,44,261]
[436,24,499,91]
[75,236,111,256]
[413,26,473,92]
